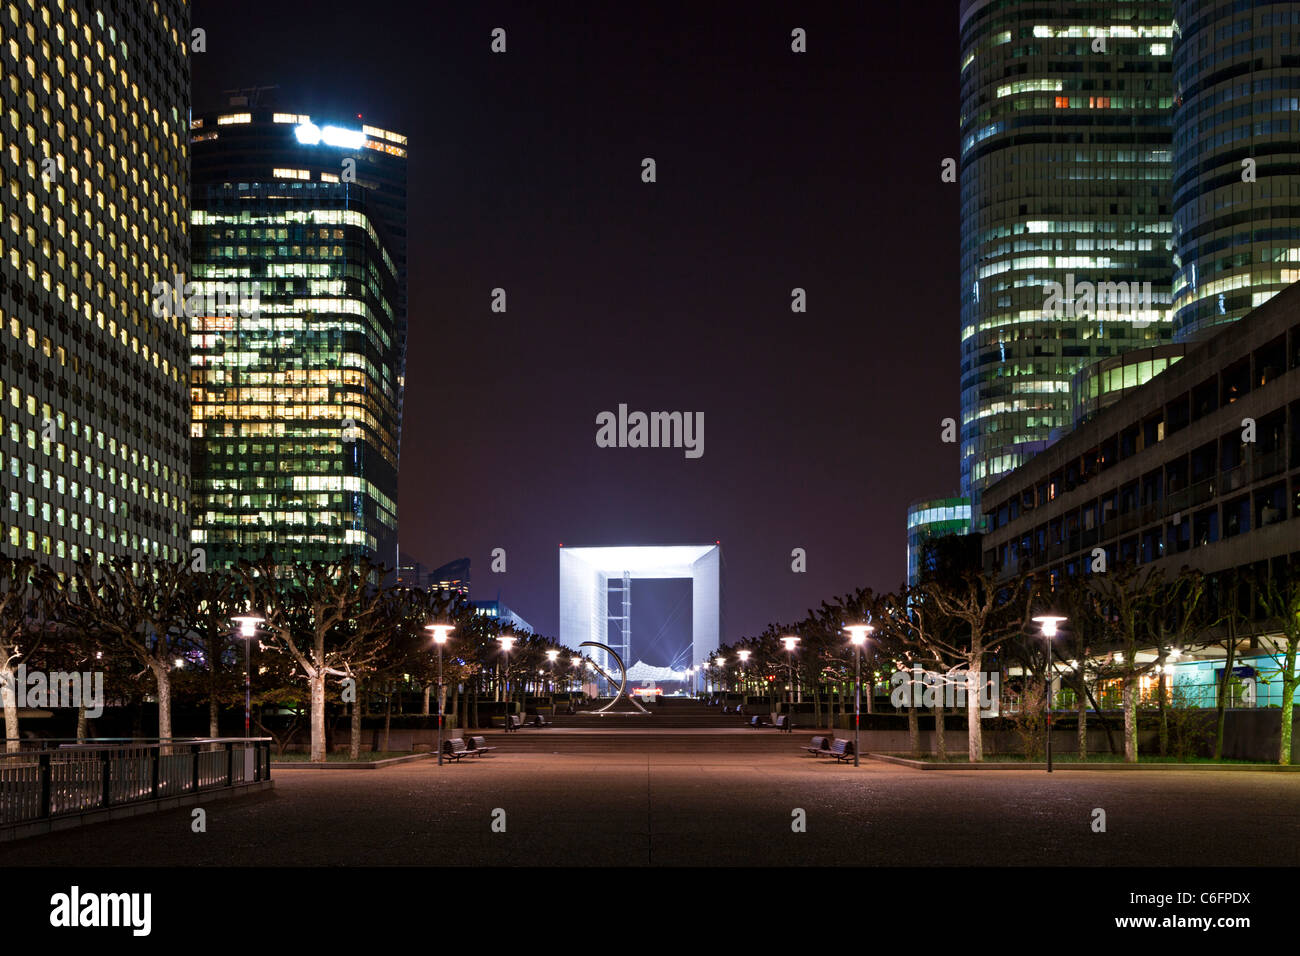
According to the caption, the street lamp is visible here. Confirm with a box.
[844,624,874,767]
[737,649,751,708]
[231,614,265,738]
[546,649,560,708]
[425,623,453,765]
[499,636,516,729]
[781,636,800,731]
[714,656,725,697]
[1032,612,1067,773]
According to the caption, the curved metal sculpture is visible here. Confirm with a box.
[578,641,649,714]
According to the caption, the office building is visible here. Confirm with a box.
[959,0,1176,510]
[0,0,191,573]
[1170,0,1300,343]
[188,102,407,568]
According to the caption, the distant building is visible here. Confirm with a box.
[472,599,533,634]
[397,554,469,595]
[906,496,973,586]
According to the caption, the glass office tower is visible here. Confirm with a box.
[0,0,191,573]
[1171,0,1300,343]
[189,106,406,569]
[959,1,1176,513]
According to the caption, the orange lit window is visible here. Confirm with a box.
[1055,96,1070,108]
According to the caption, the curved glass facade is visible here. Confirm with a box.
[1069,342,1185,426]
[907,496,972,586]
[959,1,1175,510]
[1170,0,1300,343]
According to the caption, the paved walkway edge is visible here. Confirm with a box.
[867,753,1299,771]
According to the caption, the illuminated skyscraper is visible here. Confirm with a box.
[0,0,191,573]
[189,103,407,568]
[959,1,1176,512]
[1170,0,1300,343]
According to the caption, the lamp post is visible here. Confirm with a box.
[571,655,583,696]
[425,623,454,765]
[231,615,265,738]
[546,649,560,709]
[737,649,751,709]
[1032,612,1067,773]
[781,636,799,731]
[844,624,874,767]
[714,656,725,698]
[499,636,516,729]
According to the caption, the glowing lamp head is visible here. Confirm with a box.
[232,614,264,638]
[714,657,725,668]
[499,636,516,653]
[1032,613,1068,638]
[844,623,873,647]
[546,649,560,663]
[781,636,800,652]
[424,623,454,645]
[737,650,751,663]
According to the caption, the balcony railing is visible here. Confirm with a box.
[0,738,272,827]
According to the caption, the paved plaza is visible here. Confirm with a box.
[2,744,1297,866]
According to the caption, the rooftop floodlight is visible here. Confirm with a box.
[844,623,874,646]
[424,622,454,644]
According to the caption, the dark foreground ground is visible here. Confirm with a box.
[3,746,1298,866]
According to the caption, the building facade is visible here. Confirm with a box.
[188,104,407,569]
[0,0,191,574]
[981,279,1300,585]
[959,0,1176,510]
[1170,0,1300,343]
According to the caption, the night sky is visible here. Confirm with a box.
[192,0,961,642]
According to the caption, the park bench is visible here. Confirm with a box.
[748,716,763,729]
[442,738,474,762]
[467,736,497,757]
[529,714,552,728]
[801,735,831,756]
[772,715,794,731]
[825,738,855,762]
[500,714,523,731]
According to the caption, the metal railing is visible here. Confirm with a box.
[0,738,272,827]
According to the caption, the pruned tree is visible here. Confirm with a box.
[237,556,390,762]
[1256,562,1300,765]
[0,557,46,751]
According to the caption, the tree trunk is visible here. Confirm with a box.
[209,693,220,739]
[1,665,19,752]
[451,683,460,731]
[422,683,431,716]
[1157,668,1168,757]
[152,661,172,752]
[309,669,327,762]
[349,690,362,760]
[1279,645,1297,765]
[77,706,88,742]
[965,665,983,762]
[907,701,920,757]
[1076,689,1087,762]
[934,704,946,761]
[382,684,392,753]
[1122,678,1138,763]
[1214,635,1236,760]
